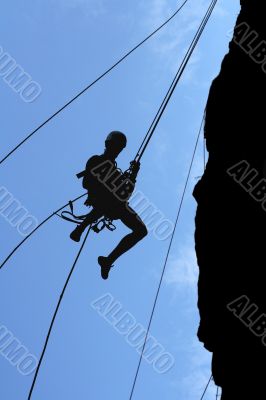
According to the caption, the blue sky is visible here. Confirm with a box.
[0,1,240,399]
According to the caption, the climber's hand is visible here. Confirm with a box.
[130,160,141,174]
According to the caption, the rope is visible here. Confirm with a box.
[135,0,217,162]
[200,375,213,400]
[0,0,189,166]
[27,226,91,399]
[0,0,214,272]
[0,192,87,270]
[129,109,205,400]
[203,136,206,171]
[202,109,206,170]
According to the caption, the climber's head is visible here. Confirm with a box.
[105,131,127,159]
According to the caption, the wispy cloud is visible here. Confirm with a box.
[140,0,228,82]
[52,0,106,17]
[182,338,219,400]
[142,0,208,65]
[165,241,218,399]
[165,241,198,287]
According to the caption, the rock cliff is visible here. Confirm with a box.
[194,1,266,398]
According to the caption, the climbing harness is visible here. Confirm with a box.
[57,200,88,224]
[58,200,116,233]
[61,159,139,231]
[91,218,116,233]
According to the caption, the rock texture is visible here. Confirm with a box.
[193,1,266,398]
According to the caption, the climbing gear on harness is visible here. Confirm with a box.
[123,160,141,183]
[91,218,116,233]
[57,200,88,224]
[58,200,117,235]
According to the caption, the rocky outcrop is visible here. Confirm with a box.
[193,1,266,398]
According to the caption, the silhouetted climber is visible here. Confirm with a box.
[70,131,148,279]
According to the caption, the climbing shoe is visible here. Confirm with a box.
[98,256,113,280]
[70,225,83,242]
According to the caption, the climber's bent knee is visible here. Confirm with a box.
[137,222,148,239]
